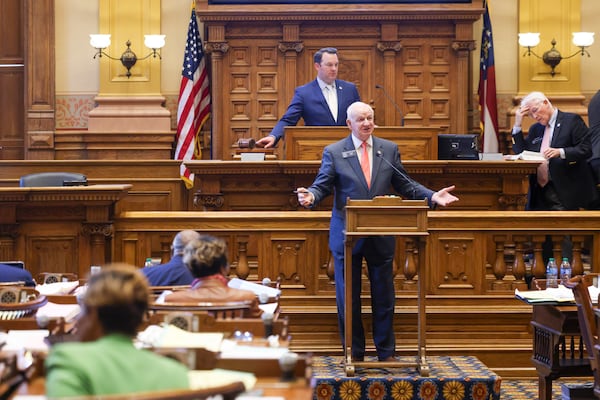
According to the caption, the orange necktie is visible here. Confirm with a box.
[537,124,551,187]
[360,141,371,188]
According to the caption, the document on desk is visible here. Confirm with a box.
[137,324,223,352]
[188,368,257,391]
[35,281,79,296]
[36,302,81,322]
[3,330,50,353]
[228,278,281,297]
[515,285,600,304]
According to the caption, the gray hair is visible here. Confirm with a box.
[520,91,551,109]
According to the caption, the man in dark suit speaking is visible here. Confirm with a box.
[256,47,361,149]
[296,101,458,361]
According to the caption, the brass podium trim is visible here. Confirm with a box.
[344,197,430,376]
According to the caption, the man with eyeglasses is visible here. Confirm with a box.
[256,47,361,149]
[512,91,597,211]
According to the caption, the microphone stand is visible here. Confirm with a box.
[376,150,417,200]
[375,84,405,126]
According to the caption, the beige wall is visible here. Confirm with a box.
[55,0,190,97]
[471,0,600,98]
[55,0,600,123]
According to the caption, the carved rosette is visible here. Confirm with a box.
[194,193,225,209]
[451,40,476,53]
[82,223,114,237]
[278,42,304,54]
[376,41,403,53]
[205,42,229,54]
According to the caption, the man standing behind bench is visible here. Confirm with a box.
[256,47,360,149]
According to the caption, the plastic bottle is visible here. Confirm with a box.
[546,257,558,288]
[144,257,153,267]
[560,257,572,283]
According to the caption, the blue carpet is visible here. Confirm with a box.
[312,355,501,400]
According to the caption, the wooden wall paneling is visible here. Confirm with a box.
[196,2,483,160]
[0,0,24,160]
[0,160,191,212]
[24,0,55,160]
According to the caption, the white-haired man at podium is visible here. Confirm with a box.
[296,101,458,362]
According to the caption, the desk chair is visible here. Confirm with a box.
[19,172,87,187]
[563,275,600,398]
[150,300,254,320]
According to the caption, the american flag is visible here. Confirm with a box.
[478,0,499,153]
[175,8,211,189]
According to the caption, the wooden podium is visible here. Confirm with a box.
[344,197,430,376]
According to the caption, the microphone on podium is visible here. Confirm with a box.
[375,84,405,126]
[376,150,417,200]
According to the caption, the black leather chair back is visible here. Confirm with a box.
[19,172,87,187]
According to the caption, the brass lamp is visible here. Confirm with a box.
[90,34,166,78]
[518,32,594,77]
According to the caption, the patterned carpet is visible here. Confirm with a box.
[501,379,594,400]
[312,355,501,400]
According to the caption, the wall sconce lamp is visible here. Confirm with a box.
[89,34,166,78]
[518,32,594,77]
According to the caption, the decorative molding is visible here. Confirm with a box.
[194,193,225,209]
[82,223,114,237]
[205,42,230,54]
[451,40,476,53]
[277,42,304,53]
[376,41,403,53]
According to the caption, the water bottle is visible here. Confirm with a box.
[546,257,558,288]
[144,257,153,267]
[560,257,572,283]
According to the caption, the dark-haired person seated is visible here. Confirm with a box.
[45,263,190,397]
[142,229,201,286]
[0,263,35,287]
[164,235,262,317]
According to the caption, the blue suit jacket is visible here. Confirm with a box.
[141,255,194,286]
[308,135,435,254]
[270,79,360,143]
[0,263,35,286]
[512,110,597,209]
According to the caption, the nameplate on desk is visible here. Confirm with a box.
[241,153,265,161]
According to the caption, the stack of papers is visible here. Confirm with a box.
[504,150,545,161]
[228,278,281,298]
[188,368,257,391]
[36,281,79,296]
[36,302,81,322]
[137,324,223,351]
[515,285,600,304]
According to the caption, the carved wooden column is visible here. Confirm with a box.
[205,24,228,160]
[377,22,403,126]
[451,22,476,134]
[25,0,56,160]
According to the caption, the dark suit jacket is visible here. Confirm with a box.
[141,255,194,286]
[308,135,435,254]
[270,79,360,143]
[0,263,35,286]
[512,110,597,209]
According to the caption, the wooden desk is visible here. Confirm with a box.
[284,126,442,160]
[185,160,538,211]
[0,184,131,278]
[530,304,592,400]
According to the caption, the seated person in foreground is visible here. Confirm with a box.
[164,235,262,317]
[142,229,201,286]
[45,263,190,397]
[0,262,35,286]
